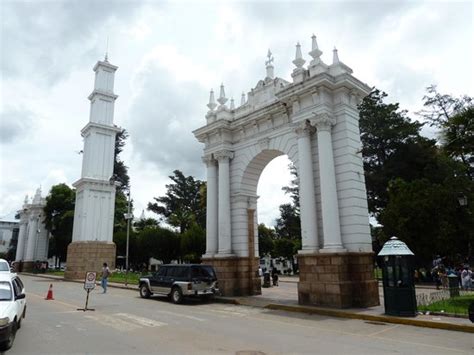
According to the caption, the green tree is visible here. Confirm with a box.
[43,184,75,266]
[137,227,180,264]
[180,223,206,263]
[359,89,429,217]
[380,174,474,266]
[112,130,132,234]
[273,238,296,260]
[148,170,205,234]
[418,86,473,179]
[274,203,300,240]
[258,223,275,256]
[133,217,159,232]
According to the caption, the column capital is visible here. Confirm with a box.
[294,120,316,138]
[214,150,234,162]
[202,154,216,166]
[311,113,336,132]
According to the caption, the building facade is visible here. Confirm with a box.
[14,188,49,270]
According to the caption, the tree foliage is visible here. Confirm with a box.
[180,223,206,263]
[43,184,75,264]
[258,223,275,256]
[360,87,474,265]
[148,170,206,234]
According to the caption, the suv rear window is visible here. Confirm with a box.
[191,266,216,279]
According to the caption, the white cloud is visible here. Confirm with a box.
[0,0,472,229]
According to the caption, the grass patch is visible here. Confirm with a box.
[45,269,146,285]
[418,294,474,316]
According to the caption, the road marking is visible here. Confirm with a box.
[114,313,167,327]
[150,309,206,322]
[367,324,400,337]
[85,314,142,332]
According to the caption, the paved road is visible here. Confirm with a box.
[8,275,474,354]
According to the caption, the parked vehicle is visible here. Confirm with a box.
[139,264,219,304]
[0,273,26,351]
[0,259,11,273]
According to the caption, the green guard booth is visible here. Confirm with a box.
[378,236,417,317]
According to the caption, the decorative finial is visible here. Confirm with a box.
[230,98,235,110]
[104,36,109,62]
[311,34,318,51]
[292,42,305,69]
[333,47,340,64]
[241,92,246,106]
[217,83,228,106]
[308,34,323,65]
[207,89,217,110]
[265,49,274,66]
[265,49,274,79]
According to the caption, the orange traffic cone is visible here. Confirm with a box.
[45,284,54,300]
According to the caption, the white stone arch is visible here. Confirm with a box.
[194,37,379,307]
[231,137,298,257]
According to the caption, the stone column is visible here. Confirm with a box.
[295,121,319,252]
[313,114,346,252]
[25,215,38,261]
[203,155,218,256]
[215,150,233,255]
[15,213,28,261]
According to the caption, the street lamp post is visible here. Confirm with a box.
[124,188,132,287]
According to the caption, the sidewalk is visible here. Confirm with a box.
[24,272,473,333]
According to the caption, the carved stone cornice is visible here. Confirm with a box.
[202,155,216,167]
[294,120,316,138]
[311,113,336,132]
[214,150,234,162]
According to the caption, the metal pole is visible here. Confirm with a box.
[125,189,131,287]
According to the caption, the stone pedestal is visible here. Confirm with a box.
[203,256,261,296]
[65,241,116,280]
[297,252,379,308]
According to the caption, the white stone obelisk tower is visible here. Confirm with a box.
[65,56,121,279]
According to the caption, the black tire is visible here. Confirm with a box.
[170,286,183,304]
[139,284,151,299]
[0,321,16,351]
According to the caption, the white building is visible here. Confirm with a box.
[15,188,49,268]
[0,220,19,255]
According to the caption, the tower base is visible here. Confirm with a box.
[297,252,379,308]
[202,256,261,296]
[65,241,116,280]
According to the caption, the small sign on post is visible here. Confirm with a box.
[77,271,96,312]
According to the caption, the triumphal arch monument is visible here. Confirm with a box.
[194,35,379,308]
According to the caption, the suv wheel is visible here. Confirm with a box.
[139,284,151,299]
[170,286,183,304]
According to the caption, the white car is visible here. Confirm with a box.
[0,259,11,273]
[0,273,26,351]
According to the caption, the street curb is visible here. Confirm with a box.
[264,304,474,334]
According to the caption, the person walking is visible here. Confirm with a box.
[101,262,111,293]
[461,266,472,291]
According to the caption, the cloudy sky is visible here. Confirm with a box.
[1,0,473,227]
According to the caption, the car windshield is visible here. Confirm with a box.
[0,282,12,301]
[0,262,9,272]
